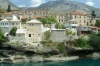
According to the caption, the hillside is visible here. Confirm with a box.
[29,0,100,15]
[0,0,20,10]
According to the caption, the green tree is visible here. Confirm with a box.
[91,10,96,19]
[7,5,11,12]
[95,20,100,27]
[55,22,61,29]
[75,37,90,48]
[89,33,100,51]
[40,18,47,25]
[10,27,17,36]
[0,8,4,17]
[47,16,57,24]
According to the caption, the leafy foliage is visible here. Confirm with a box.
[57,43,66,56]
[40,18,47,25]
[75,37,90,48]
[95,20,100,27]
[10,27,17,36]
[89,33,100,51]
[21,19,27,24]
[0,8,5,16]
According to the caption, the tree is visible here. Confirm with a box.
[95,20,100,27]
[55,22,61,29]
[75,37,90,48]
[0,29,9,45]
[40,18,47,25]
[7,5,11,12]
[91,10,96,19]
[10,27,17,36]
[47,16,57,24]
[0,8,5,17]
[89,33,100,51]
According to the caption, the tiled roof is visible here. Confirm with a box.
[71,11,86,16]
[89,26,100,30]
[22,15,29,19]
[3,12,13,15]
[33,16,44,19]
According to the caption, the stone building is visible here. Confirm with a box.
[0,15,21,34]
[12,8,49,20]
[64,21,78,35]
[25,19,42,43]
[1,12,13,20]
[50,29,66,42]
[50,12,67,24]
[67,11,96,26]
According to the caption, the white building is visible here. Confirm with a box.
[0,15,21,34]
[64,21,78,35]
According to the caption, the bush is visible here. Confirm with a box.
[10,27,17,36]
[89,33,100,51]
[43,54,50,58]
[75,37,90,48]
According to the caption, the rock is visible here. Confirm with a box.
[92,52,100,60]
[31,55,44,62]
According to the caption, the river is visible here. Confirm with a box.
[0,58,100,66]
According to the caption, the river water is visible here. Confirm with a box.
[0,58,100,66]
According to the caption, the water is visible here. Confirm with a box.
[0,58,100,66]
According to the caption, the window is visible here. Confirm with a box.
[29,34,31,37]
[19,35,20,37]
[33,34,34,35]
[16,23,18,25]
[84,20,85,23]
[12,23,14,25]
[38,34,40,36]
[75,15,76,18]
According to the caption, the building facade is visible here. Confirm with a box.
[25,19,42,43]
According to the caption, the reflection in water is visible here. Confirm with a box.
[0,58,100,66]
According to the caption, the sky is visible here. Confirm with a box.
[10,0,100,8]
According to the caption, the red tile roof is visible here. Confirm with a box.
[71,11,86,16]
[3,12,13,15]
[89,26,100,30]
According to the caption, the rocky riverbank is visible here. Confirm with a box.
[0,55,79,63]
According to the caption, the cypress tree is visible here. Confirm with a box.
[7,5,11,12]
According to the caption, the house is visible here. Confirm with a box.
[77,26,91,35]
[25,19,42,43]
[9,29,26,42]
[50,23,66,42]
[1,12,13,20]
[0,15,21,34]
[67,11,96,26]
[89,26,100,34]
[50,12,67,24]
[63,21,78,35]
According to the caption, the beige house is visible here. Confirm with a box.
[67,11,96,26]
[25,19,42,43]
[12,8,49,20]
[1,12,13,20]
[50,12,67,24]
